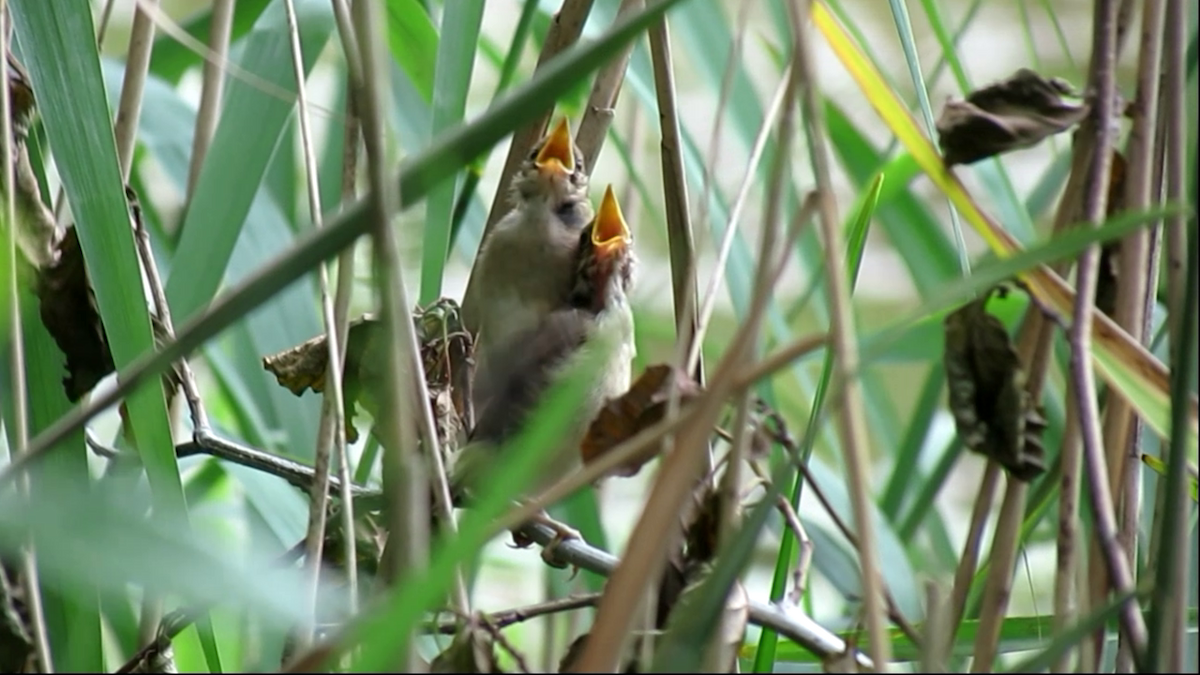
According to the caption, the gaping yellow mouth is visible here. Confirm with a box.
[591,184,631,256]
[535,118,575,178]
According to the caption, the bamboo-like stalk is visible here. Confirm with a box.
[791,0,891,668]
[1144,4,1191,669]
[280,0,351,652]
[329,0,362,614]
[1,10,52,673]
[184,0,233,202]
[461,0,596,333]
[1051,389,1083,673]
[348,2,427,670]
[574,0,642,172]
[113,0,157,178]
[1094,2,1166,669]
[946,463,999,639]
[969,478,1028,671]
[1071,0,1149,665]
[568,14,804,670]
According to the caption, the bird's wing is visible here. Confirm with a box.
[468,308,593,446]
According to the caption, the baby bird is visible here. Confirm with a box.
[463,118,594,412]
[452,185,637,555]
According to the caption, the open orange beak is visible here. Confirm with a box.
[591,185,631,257]
[535,118,575,179]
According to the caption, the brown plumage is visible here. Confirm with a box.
[451,185,636,503]
[463,119,593,416]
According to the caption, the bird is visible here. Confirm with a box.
[450,184,637,559]
[462,118,594,417]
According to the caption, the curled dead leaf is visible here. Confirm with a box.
[943,286,1045,481]
[580,364,703,477]
[936,68,1088,166]
[262,299,473,446]
[34,189,180,403]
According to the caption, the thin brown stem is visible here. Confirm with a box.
[1073,0,1149,663]
[184,0,233,202]
[791,0,890,667]
[574,0,642,171]
[569,10,803,668]
[281,0,347,650]
[348,3,426,669]
[970,478,1028,671]
[0,11,51,672]
[946,464,999,642]
[1098,2,1166,668]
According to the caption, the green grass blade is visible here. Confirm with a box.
[420,0,484,305]
[0,303,104,671]
[752,173,883,672]
[824,101,958,296]
[12,0,184,509]
[889,0,970,274]
[386,0,439,103]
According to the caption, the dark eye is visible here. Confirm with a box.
[528,146,539,161]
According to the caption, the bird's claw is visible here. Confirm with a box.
[532,516,582,573]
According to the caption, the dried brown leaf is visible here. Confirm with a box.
[262,299,473,446]
[580,364,703,477]
[936,68,1088,166]
[33,189,180,404]
[943,287,1045,481]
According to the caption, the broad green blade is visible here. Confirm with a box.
[165,0,335,323]
[421,0,484,304]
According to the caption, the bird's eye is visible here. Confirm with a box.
[528,146,540,161]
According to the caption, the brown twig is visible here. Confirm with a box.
[281,0,351,651]
[574,0,642,171]
[946,464,999,637]
[1146,1,1190,668]
[184,0,234,201]
[789,1,891,667]
[330,0,364,616]
[969,476,1028,670]
[1099,3,1166,670]
[1070,0,1149,664]
[350,4,429,670]
[569,12,804,668]
[0,19,51,673]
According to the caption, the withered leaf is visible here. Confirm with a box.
[262,299,473,446]
[936,68,1088,166]
[430,622,501,674]
[943,287,1045,481]
[944,289,1047,480]
[0,565,32,673]
[580,364,703,477]
[35,226,112,402]
[34,189,181,404]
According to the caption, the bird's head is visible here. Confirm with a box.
[512,118,589,212]
[571,185,635,313]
